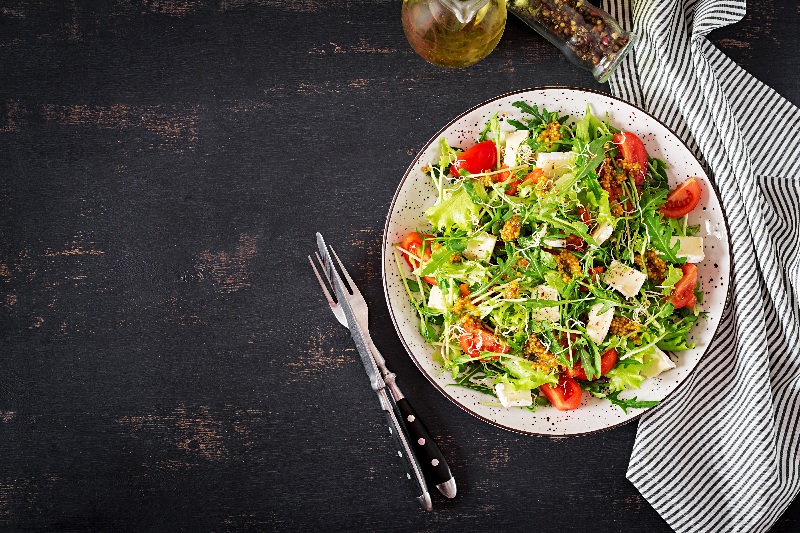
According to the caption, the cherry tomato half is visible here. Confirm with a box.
[399,232,437,285]
[564,234,586,251]
[567,348,618,381]
[540,375,582,411]
[613,131,648,185]
[659,177,702,218]
[449,140,498,177]
[669,263,699,309]
[458,323,509,360]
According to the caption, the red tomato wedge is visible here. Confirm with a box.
[540,375,582,411]
[399,232,437,285]
[506,167,543,196]
[660,177,702,218]
[494,165,511,183]
[459,323,509,360]
[449,140,498,177]
[566,348,618,381]
[613,131,648,185]
[669,263,699,309]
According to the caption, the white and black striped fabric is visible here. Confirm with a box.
[602,0,800,531]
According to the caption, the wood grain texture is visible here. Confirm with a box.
[0,0,798,531]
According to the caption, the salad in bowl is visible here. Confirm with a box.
[383,88,729,435]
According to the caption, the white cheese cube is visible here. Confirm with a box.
[463,232,497,261]
[530,284,560,322]
[586,303,615,344]
[495,382,533,408]
[603,260,647,299]
[543,238,566,248]
[642,346,676,378]
[427,285,446,313]
[503,130,529,168]
[591,222,614,246]
[669,236,705,263]
[536,152,573,178]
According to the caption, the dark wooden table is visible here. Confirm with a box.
[1,1,798,531]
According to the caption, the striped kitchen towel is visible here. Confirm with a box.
[603,0,800,531]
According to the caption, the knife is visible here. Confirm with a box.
[364,337,457,499]
[316,233,433,511]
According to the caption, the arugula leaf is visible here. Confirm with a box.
[510,101,566,139]
[419,317,439,342]
[642,210,682,263]
[507,119,529,131]
[512,101,549,123]
[604,391,660,414]
[581,381,660,413]
[452,365,496,396]
[452,381,496,396]
[647,158,670,189]
[657,313,699,351]
[575,135,612,180]
[579,344,601,380]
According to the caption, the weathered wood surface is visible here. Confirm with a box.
[1,1,797,531]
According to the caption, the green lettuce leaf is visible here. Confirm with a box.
[438,138,461,170]
[479,113,501,143]
[605,358,652,392]
[425,185,481,231]
[505,357,559,389]
[575,105,609,143]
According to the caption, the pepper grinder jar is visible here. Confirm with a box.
[402,0,507,68]
[508,0,636,82]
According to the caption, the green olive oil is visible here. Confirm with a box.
[402,0,507,68]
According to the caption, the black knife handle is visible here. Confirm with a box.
[395,397,453,487]
[384,408,432,511]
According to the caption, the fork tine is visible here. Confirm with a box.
[310,253,349,328]
[308,255,336,305]
[329,246,359,296]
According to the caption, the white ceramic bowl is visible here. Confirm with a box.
[382,87,731,436]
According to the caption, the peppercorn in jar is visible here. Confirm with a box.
[508,0,636,82]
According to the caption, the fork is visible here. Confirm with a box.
[309,242,456,500]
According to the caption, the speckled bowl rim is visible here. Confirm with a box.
[382,86,733,437]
